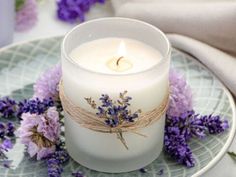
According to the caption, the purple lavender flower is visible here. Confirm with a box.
[17,107,60,160]
[0,139,13,168]
[85,91,141,127]
[167,70,193,117]
[17,97,54,116]
[1,139,13,151]
[47,149,69,177]
[6,122,15,137]
[0,123,5,138]
[0,122,15,139]
[100,94,112,107]
[0,121,15,168]
[164,125,195,167]
[57,0,106,23]
[164,110,229,167]
[15,0,38,32]
[47,158,63,177]
[72,170,84,177]
[0,96,54,119]
[0,97,17,118]
[168,111,207,141]
[200,114,229,134]
[33,64,62,101]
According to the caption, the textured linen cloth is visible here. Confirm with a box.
[111,0,236,96]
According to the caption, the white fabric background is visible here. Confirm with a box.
[12,1,236,176]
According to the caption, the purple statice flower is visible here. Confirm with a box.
[17,107,60,160]
[167,70,193,117]
[15,0,38,32]
[57,0,106,23]
[47,149,69,177]
[0,97,17,118]
[33,64,62,101]
[17,97,54,116]
[72,170,84,177]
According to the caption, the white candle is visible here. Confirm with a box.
[62,18,170,173]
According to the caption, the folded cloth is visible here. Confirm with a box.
[111,0,236,56]
[168,34,236,96]
[111,0,236,96]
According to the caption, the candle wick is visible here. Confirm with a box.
[116,56,124,66]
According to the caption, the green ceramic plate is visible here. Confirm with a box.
[0,36,235,177]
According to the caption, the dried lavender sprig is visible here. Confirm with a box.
[0,139,13,168]
[17,97,54,116]
[0,122,15,139]
[200,114,229,134]
[0,97,55,119]
[86,91,141,128]
[0,97,17,118]
[164,110,229,167]
[72,170,85,177]
[47,158,63,177]
[47,149,69,177]
[164,126,195,167]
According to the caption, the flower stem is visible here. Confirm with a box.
[116,130,128,150]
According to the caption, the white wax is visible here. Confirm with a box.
[69,38,162,74]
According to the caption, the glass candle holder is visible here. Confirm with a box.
[61,17,171,173]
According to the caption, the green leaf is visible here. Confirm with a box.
[227,151,236,161]
[15,0,26,11]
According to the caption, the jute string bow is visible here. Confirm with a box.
[59,82,169,149]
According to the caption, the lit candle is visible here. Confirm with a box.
[61,18,170,173]
[106,41,133,72]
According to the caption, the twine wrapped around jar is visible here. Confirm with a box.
[59,81,169,149]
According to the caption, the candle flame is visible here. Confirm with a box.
[118,41,126,56]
